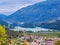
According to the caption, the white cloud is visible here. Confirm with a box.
[0,0,46,15]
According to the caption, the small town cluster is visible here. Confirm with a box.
[8,34,60,45]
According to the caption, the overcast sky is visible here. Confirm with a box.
[0,0,46,15]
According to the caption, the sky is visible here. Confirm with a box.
[0,0,46,15]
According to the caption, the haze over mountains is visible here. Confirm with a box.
[0,0,60,30]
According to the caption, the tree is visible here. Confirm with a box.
[0,25,7,44]
[55,41,60,45]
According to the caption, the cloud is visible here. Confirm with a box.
[0,0,46,15]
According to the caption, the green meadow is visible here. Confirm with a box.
[27,31,60,38]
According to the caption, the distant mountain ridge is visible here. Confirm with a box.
[6,0,60,23]
[0,19,8,26]
[19,18,60,30]
[0,0,60,30]
[0,14,6,19]
[0,14,8,26]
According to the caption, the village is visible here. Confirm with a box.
[6,30,60,45]
[5,26,59,45]
[0,25,60,45]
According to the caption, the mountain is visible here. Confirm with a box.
[0,19,8,26]
[0,14,6,19]
[6,0,60,23]
[0,14,8,26]
[47,0,60,2]
[38,19,60,30]
[4,0,60,30]
[19,18,60,30]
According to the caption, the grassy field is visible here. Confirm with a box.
[27,31,60,38]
